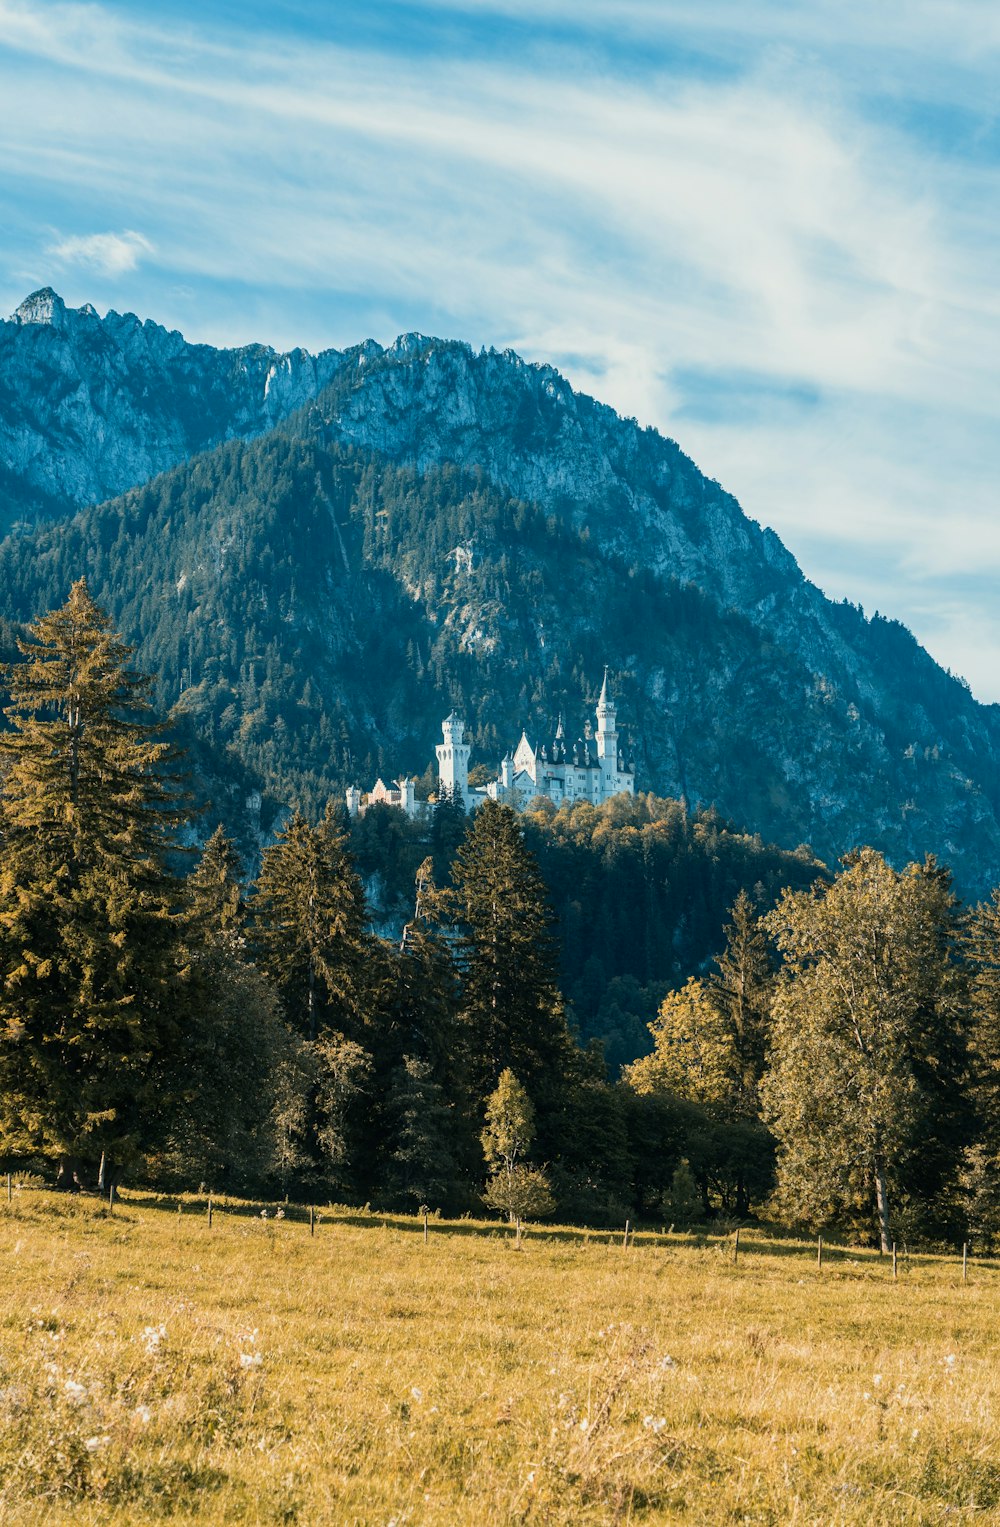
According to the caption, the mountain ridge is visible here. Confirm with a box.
[0,290,998,893]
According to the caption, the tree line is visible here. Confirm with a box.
[2,584,999,1250]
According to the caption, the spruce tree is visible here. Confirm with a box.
[708,889,775,1114]
[252,808,368,1040]
[387,1055,460,1211]
[0,581,188,1186]
[449,801,573,1113]
[186,825,245,942]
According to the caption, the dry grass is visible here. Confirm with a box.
[1,1190,999,1524]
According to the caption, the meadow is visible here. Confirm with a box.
[1,1190,998,1525]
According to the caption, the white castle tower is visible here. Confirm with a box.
[436,711,471,805]
[595,667,619,792]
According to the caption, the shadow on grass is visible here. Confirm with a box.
[10,1187,999,1281]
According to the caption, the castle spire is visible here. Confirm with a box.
[599,666,609,707]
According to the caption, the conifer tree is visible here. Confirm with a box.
[958,890,1000,1243]
[449,801,573,1112]
[0,581,188,1186]
[387,1055,460,1211]
[252,808,368,1040]
[708,889,775,1113]
[186,825,245,942]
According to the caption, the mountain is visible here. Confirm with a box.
[1,291,999,896]
[0,288,343,531]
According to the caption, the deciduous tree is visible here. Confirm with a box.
[761,849,969,1249]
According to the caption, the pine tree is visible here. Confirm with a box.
[186,825,245,942]
[449,801,573,1113]
[0,581,189,1186]
[708,889,775,1114]
[387,1055,460,1211]
[252,808,368,1040]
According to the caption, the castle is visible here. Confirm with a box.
[346,671,635,819]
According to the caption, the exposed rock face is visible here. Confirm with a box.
[0,289,343,527]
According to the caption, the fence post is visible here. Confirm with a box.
[963,1241,968,1283]
[108,1183,115,1213]
[892,1242,897,1280]
[207,1196,213,1229]
[310,1206,315,1238]
[817,1234,823,1270]
[623,1220,630,1252]
[733,1227,740,1265]
[5,1173,10,1204]
[423,1209,429,1244]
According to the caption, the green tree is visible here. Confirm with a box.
[958,891,1000,1248]
[387,1055,461,1211]
[480,1068,555,1236]
[0,581,189,1187]
[625,978,734,1106]
[708,889,775,1113]
[252,808,368,1040]
[312,1031,374,1196]
[667,1159,702,1228]
[150,954,300,1195]
[186,825,245,942]
[450,801,573,1113]
[761,849,969,1249]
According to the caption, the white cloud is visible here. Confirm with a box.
[48,229,153,276]
[1,0,999,692]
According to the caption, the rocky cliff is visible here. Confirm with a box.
[0,288,343,529]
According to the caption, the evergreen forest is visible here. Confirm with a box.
[3,582,1000,1253]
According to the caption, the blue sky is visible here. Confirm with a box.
[1,1,999,696]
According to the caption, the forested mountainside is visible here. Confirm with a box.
[1,292,999,893]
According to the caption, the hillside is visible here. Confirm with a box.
[1,292,999,893]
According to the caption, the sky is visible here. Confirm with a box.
[1,1,998,696]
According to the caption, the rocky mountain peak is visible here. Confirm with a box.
[0,291,345,528]
[11,287,68,327]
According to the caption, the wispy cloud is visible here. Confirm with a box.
[0,0,998,694]
[48,229,153,276]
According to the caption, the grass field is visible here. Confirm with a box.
[2,1191,999,1524]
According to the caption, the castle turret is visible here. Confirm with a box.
[595,667,619,764]
[345,785,362,818]
[436,712,470,804]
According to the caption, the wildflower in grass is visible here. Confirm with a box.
[873,1374,882,1386]
[658,1355,676,1370]
[134,1404,152,1424]
[944,1353,956,1367]
[140,1324,167,1355]
[240,1352,263,1369]
[410,1386,422,1401]
[275,1209,285,1220]
[643,1415,667,1434]
[84,1435,109,1453]
[63,1379,87,1405]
